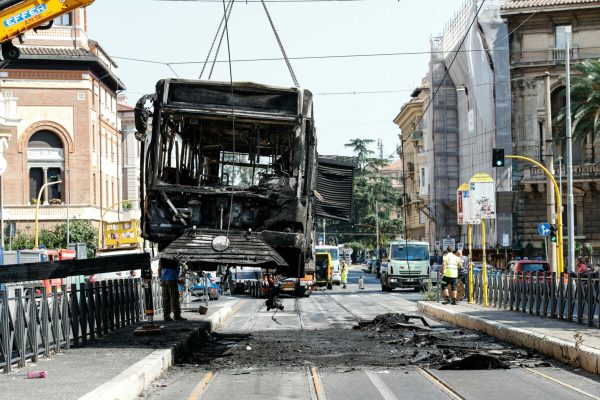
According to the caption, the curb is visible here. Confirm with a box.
[417,301,600,375]
[79,300,240,400]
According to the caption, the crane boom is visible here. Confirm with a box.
[0,0,95,60]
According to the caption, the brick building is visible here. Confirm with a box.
[0,7,125,239]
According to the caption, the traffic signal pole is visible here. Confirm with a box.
[506,155,564,274]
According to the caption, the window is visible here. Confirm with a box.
[93,173,97,204]
[92,123,96,151]
[555,25,572,49]
[54,12,72,27]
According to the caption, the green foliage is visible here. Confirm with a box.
[322,138,404,254]
[8,231,34,250]
[556,59,600,141]
[3,220,97,258]
[420,279,437,301]
[122,200,133,209]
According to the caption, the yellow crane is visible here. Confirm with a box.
[0,0,95,60]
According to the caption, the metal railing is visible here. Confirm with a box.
[0,278,163,373]
[471,271,599,328]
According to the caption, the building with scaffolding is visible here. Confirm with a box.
[396,0,511,256]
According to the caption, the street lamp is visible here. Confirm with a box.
[34,180,63,248]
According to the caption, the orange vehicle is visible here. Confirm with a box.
[40,248,75,295]
[0,0,95,60]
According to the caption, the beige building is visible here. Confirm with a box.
[502,0,600,258]
[117,97,141,219]
[0,8,126,238]
[393,82,434,243]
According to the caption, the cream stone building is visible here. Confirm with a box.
[393,81,435,244]
[502,0,600,258]
[0,7,126,237]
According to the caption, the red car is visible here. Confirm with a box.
[507,260,551,282]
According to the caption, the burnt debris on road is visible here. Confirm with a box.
[178,313,545,372]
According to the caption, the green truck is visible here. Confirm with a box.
[380,240,430,292]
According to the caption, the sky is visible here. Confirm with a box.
[87,0,462,158]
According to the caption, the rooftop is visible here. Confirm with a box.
[502,0,600,9]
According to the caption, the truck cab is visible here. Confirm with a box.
[381,240,430,292]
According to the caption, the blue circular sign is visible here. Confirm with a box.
[538,223,551,237]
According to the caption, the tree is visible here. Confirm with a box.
[3,220,98,258]
[324,139,404,255]
[556,59,600,141]
[345,138,374,171]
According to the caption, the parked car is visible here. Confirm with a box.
[507,260,550,274]
[180,278,220,300]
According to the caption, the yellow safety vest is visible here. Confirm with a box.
[444,253,460,278]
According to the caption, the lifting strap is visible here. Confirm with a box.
[260,0,299,88]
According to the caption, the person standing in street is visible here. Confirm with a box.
[441,248,462,305]
[340,259,348,289]
[158,257,187,321]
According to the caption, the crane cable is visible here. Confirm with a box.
[199,0,235,79]
[260,0,300,87]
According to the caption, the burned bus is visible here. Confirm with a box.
[135,79,354,278]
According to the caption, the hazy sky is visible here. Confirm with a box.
[87,0,461,158]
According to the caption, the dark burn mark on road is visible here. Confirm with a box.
[179,313,545,371]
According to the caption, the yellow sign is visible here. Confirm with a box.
[469,173,494,183]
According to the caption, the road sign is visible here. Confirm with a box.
[538,223,551,237]
[442,238,455,251]
[502,233,510,247]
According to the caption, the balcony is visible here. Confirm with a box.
[552,47,578,61]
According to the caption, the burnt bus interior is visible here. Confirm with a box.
[147,114,303,233]
[138,80,353,276]
[139,80,318,275]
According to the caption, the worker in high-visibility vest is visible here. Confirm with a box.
[441,247,463,305]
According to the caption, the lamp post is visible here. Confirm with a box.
[66,169,70,245]
[34,180,63,248]
[564,25,576,273]
[0,135,9,251]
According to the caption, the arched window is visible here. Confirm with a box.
[28,131,64,204]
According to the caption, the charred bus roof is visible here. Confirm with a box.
[154,79,313,123]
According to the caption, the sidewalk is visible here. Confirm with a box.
[418,300,600,374]
[0,297,239,400]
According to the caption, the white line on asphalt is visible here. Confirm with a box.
[365,371,400,400]
[523,367,600,400]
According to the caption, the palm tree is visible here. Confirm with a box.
[556,59,600,141]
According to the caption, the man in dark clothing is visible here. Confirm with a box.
[158,257,187,321]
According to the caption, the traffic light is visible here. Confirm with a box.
[492,148,505,167]
[549,225,557,243]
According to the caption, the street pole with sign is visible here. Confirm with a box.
[469,173,496,307]
[457,182,477,304]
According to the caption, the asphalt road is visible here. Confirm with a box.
[143,270,600,400]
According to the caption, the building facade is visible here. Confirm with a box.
[502,0,600,260]
[393,81,435,243]
[1,7,126,241]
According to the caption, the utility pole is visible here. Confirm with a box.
[375,200,380,260]
[543,72,557,272]
[322,219,326,245]
[565,26,576,273]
